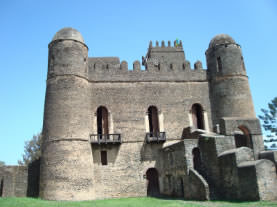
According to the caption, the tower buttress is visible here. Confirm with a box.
[40,27,94,201]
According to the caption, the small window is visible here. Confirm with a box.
[217,56,222,72]
[101,151,107,165]
[241,56,246,71]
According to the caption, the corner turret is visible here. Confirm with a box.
[206,34,264,157]
[40,27,94,200]
[47,27,88,79]
[206,34,256,124]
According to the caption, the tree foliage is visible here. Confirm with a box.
[259,97,277,143]
[18,133,42,165]
[0,161,5,166]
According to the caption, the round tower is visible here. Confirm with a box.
[206,34,256,125]
[40,28,94,200]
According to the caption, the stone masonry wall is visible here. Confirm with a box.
[0,166,28,197]
[88,79,212,198]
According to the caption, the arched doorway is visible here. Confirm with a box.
[192,147,202,174]
[191,104,204,129]
[97,106,109,139]
[146,168,160,197]
[0,178,3,197]
[235,126,252,148]
[148,106,160,137]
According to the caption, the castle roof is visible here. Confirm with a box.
[52,27,84,43]
[209,34,236,48]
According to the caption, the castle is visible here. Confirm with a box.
[0,27,277,201]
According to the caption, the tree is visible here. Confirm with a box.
[271,143,277,148]
[18,133,42,165]
[0,161,5,167]
[259,97,277,147]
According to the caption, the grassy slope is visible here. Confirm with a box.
[0,197,277,207]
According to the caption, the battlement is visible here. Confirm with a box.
[148,40,183,49]
[88,58,207,82]
[143,40,186,68]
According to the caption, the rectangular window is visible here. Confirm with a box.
[101,151,107,165]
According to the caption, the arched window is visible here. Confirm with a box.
[191,104,204,130]
[97,106,109,137]
[148,106,160,137]
[192,147,202,174]
[235,126,252,148]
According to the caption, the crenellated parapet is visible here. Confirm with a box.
[88,58,207,82]
[148,40,183,49]
[85,39,206,82]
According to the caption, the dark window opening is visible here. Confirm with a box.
[235,126,252,149]
[97,106,109,138]
[0,179,3,197]
[101,151,108,165]
[217,56,222,72]
[146,168,160,197]
[241,56,246,71]
[192,147,202,174]
[191,104,204,129]
[148,106,160,137]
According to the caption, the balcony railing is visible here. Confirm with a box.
[90,134,121,145]
[146,132,166,143]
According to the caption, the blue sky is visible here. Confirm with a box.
[0,0,277,164]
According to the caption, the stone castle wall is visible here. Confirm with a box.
[1,28,270,201]
[88,78,212,199]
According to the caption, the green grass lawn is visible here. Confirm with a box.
[0,197,277,207]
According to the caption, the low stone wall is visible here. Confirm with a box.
[0,166,27,197]
[259,151,277,172]
[184,168,209,201]
[218,147,254,200]
[238,159,277,200]
[0,160,40,198]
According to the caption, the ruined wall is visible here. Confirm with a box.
[161,141,186,197]
[0,166,28,197]
[0,161,40,198]
[219,147,277,201]
[220,117,264,159]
